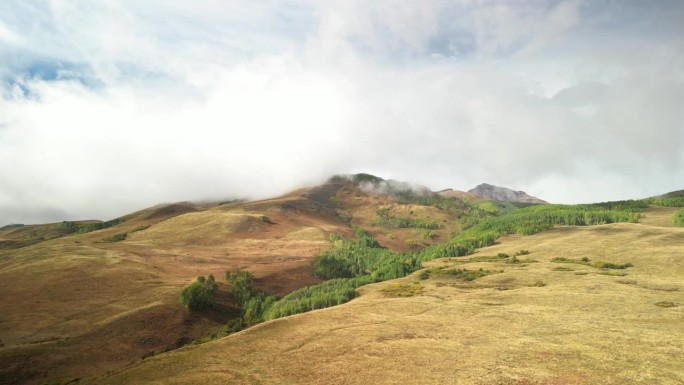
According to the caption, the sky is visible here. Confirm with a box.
[1,0,683,225]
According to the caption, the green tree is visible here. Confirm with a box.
[226,270,258,306]
[225,270,279,327]
[180,275,218,311]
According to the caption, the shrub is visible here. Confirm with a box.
[674,209,684,226]
[102,233,127,243]
[439,268,498,281]
[131,225,150,232]
[592,261,633,269]
[381,283,423,297]
[225,318,244,334]
[597,271,628,276]
[329,232,343,242]
[551,257,631,269]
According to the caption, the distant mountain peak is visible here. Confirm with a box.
[330,173,433,197]
[468,183,547,204]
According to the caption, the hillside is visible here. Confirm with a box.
[87,207,684,385]
[1,176,683,384]
[0,176,468,384]
[468,183,547,204]
[0,191,333,384]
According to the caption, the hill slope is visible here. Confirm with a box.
[89,208,684,385]
[0,191,342,384]
[2,176,683,384]
[0,176,468,384]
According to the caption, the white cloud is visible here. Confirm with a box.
[1,0,683,224]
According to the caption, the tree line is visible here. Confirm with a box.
[58,218,126,234]
[417,204,641,261]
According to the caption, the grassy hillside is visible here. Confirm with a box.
[0,178,471,384]
[2,178,683,384]
[88,208,684,385]
[0,193,345,384]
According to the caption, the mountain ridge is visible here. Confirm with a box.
[468,183,547,204]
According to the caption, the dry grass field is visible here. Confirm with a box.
[90,209,683,385]
[0,180,469,384]
[0,190,337,384]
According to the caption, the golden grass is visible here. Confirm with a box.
[91,221,684,385]
[0,195,341,384]
[3,198,681,384]
[639,206,679,227]
[380,283,424,297]
[282,227,327,242]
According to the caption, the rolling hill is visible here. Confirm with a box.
[1,174,682,385]
[87,208,684,385]
[0,175,469,384]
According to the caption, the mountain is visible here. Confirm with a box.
[3,174,683,385]
[468,183,547,204]
[437,188,485,203]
